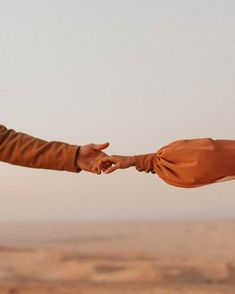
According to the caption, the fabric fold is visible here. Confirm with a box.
[153,138,235,188]
[135,138,235,188]
[134,153,156,173]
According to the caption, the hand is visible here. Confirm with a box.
[101,155,135,174]
[77,142,111,174]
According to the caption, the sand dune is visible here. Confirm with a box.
[0,221,235,293]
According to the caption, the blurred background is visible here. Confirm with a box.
[0,1,235,293]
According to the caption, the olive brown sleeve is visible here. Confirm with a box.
[0,124,81,172]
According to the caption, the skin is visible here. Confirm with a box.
[77,142,112,174]
[101,155,136,174]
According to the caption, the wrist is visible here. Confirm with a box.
[75,146,82,172]
[129,156,136,167]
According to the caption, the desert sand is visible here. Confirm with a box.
[0,221,235,293]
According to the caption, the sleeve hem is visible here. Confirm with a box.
[134,153,155,173]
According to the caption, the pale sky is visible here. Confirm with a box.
[0,0,235,222]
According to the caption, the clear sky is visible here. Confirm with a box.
[0,0,235,222]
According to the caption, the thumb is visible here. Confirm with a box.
[92,142,110,152]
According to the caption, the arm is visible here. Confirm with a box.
[0,124,109,174]
[102,153,156,174]
[101,139,235,188]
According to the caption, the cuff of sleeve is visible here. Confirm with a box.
[134,153,155,173]
[67,144,82,173]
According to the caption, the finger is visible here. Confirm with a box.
[91,165,101,174]
[92,142,110,152]
[96,168,102,175]
[101,156,119,164]
[99,156,119,172]
[96,166,102,174]
[100,158,112,167]
[98,162,112,173]
[96,157,111,168]
[95,162,104,174]
[104,161,112,168]
[101,165,107,172]
[104,163,121,174]
[97,161,107,172]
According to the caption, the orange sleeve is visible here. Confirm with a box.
[135,138,235,188]
[0,124,81,172]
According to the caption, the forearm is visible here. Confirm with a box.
[0,124,80,172]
